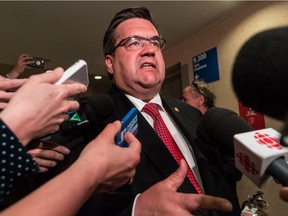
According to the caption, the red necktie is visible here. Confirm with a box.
[142,103,203,194]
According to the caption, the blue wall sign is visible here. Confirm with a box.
[192,47,219,83]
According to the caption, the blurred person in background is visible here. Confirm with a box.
[182,80,216,115]
[5,53,34,79]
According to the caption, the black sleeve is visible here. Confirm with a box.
[0,120,39,206]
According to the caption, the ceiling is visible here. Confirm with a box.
[0,1,243,77]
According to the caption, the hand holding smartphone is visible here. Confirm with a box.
[26,57,45,68]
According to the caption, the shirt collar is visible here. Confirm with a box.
[125,93,164,111]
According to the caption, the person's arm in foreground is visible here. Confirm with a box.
[135,160,233,216]
[0,68,86,201]
[0,67,87,146]
[1,121,141,216]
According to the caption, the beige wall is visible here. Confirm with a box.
[164,1,288,215]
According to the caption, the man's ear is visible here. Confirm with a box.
[198,95,205,106]
[105,55,114,76]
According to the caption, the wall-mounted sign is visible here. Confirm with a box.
[192,47,219,83]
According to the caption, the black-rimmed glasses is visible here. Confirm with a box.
[110,35,166,54]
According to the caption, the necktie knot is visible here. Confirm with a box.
[142,103,160,121]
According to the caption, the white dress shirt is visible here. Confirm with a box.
[126,93,205,215]
[126,93,203,184]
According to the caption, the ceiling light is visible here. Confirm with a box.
[94,75,102,80]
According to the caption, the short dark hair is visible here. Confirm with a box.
[191,80,216,108]
[103,7,158,56]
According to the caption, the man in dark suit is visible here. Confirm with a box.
[32,6,234,216]
[77,6,234,216]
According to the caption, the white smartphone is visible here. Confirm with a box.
[54,59,89,86]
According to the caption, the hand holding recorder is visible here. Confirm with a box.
[0,67,87,146]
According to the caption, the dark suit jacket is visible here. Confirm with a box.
[195,107,253,216]
[33,85,239,216]
[76,86,238,216]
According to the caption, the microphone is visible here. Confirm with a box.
[42,94,114,149]
[59,94,115,136]
[234,128,288,187]
[196,107,253,158]
[232,27,288,121]
[83,94,115,127]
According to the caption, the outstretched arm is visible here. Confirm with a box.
[6,53,34,79]
[0,68,87,146]
[1,121,141,216]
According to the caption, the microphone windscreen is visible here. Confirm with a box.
[232,27,288,120]
[196,107,253,157]
[84,94,115,126]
